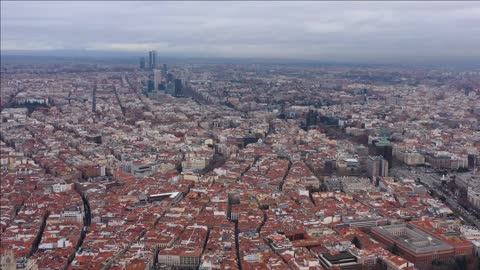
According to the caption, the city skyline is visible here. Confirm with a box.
[1,2,480,269]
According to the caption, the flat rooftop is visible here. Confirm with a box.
[372,224,453,253]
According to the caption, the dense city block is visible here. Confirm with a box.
[1,58,480,270]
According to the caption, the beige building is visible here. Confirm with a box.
[367,156,388,178]
[468,187,480,209]
[0,250,38,270]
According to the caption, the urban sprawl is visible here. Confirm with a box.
[1,52,480,270]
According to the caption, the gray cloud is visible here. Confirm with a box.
[1,1,480,63]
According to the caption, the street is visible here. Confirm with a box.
[391,167,480,229]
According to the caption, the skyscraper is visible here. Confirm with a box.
[166,73,174,83]
[148,50,157,70]
[174,79,182,97]
[371,137,393,169]
[139,57,145,70]
[166,81,175,96]
[162,64,168,77]
[154,69,163,91]
[147,80,155,92]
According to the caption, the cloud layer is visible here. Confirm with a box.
[2,1,480,63]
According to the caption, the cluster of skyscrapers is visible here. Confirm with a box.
[149,71,183,97]
[140,50,183,97]
[139,50,157,71]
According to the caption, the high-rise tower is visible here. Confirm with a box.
[162,63,167,76]
[148,50,157,70]
[154,69,163,91]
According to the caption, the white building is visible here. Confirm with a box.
[468,187,480,209]
[61,206,83,222]
[52,183,73,193]
[182,156,208,172]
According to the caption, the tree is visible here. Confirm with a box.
[391,243,399,255]
[455,256,467,270]
[352,236,362,249]
[446,180,457,192]
[458,187,471,209]
[471,256,480,270]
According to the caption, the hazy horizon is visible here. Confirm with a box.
[2,1,480,65]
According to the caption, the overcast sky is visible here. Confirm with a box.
[2,1,480,63]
